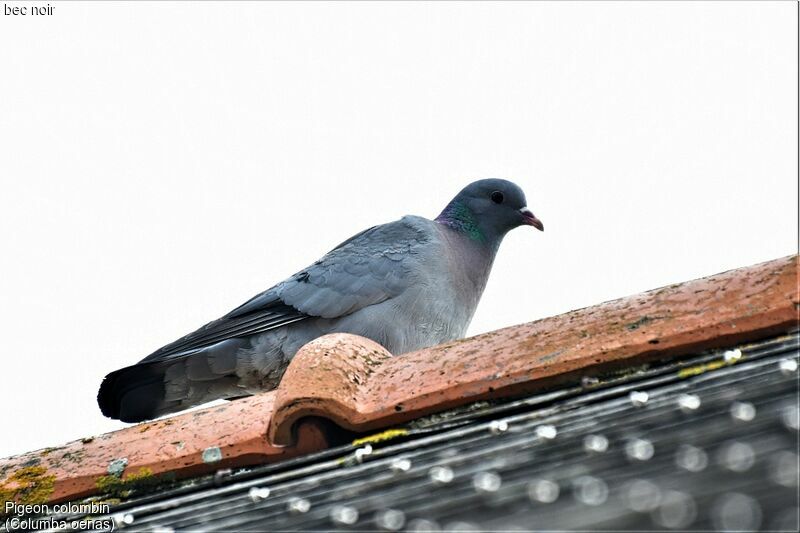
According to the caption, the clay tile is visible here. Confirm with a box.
[0,392,329,504]
[1,254,796,504]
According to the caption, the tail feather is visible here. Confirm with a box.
[98,338,253,422]
[97,361,176,422]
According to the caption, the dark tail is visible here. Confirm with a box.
[97,361,174,422]
[98,340,250,422]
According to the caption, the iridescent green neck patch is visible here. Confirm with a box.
[435,200,485,242]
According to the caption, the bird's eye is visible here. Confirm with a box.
[490,191,504,204]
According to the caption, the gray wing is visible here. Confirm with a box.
[141,216,432,362]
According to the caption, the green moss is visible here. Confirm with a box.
[94,468,175,500]
[678,358,734,378]
[407,400,492,429]
[352,428,408,446]
[0,466,56,509]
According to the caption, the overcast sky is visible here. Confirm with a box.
[0,2,796,459]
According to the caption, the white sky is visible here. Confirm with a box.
[0,2,796,459]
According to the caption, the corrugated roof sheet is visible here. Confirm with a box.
[22,332,799,532]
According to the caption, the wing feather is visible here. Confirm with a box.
[140,216,433,363]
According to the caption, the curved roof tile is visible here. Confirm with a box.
[1,255,796,505]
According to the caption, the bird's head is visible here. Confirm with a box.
[436,179,543,244]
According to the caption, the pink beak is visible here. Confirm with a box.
[520,208,544,231]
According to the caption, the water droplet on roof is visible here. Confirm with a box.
[390,458,412,473]
[675,444,708,472]
[624,479,662,512]
[730,401,756,422]
[354,444,373,463]
[629,391,649,406]
[572,476,608,506]
[288,497,311,514]
[712,492,762,531]
[527,479,559,503]
[677,393,701,412]
[429,466,454,484]
[112,513,134,528]
[653,490,697,529]
[330,505,359,526]
[535,425,557,440]
[375,509,406,531]
[583,434,609,453]
[779,358,798,374]
[782,404,799,430]
[626,438,654,461]
[724,348,743,362]
[489,420,508,434]
[718,441,755,472]
[473,471,502,494]
[248,486,270,502]
[769,451,799,487]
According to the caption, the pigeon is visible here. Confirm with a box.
[98,179,543,422]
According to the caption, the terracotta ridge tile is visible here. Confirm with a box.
[0,392,329,504]
[268,255,798,444]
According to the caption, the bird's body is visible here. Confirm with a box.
[98,179,543,422]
